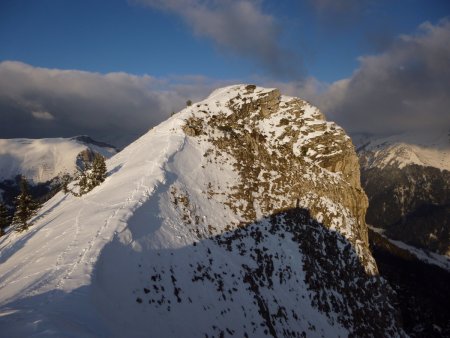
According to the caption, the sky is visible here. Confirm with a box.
[0,0,449,146]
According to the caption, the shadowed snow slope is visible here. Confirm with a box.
[0,85,405,337]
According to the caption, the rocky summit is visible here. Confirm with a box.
[0,85,405,337]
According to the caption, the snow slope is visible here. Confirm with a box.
[358,129,450,171]
[0,85,404,337]
[0,137,117,183]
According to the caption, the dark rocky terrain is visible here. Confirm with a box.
[361,164,450,254]
[370,229,450,337]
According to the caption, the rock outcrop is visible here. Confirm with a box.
[172,85,403,336]
[184,85,372,271]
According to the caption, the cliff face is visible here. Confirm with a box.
[0,85,404,337]
[184,85,372,271]
[175,85,402,336]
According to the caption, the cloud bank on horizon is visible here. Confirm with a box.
[0,0,449,146]
[318,18,450,135]
[0,61,230,146]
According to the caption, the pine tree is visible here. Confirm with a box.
[0,202,10,237]
[12,177,36,231]
[90,153,107,190]
[61,173,71,194]
[77,169,89,196]
[74,153,107,196]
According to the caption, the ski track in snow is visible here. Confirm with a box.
[0,199,72,292]
[53,128,186,295]
[53,207,83,291]
[0,123,185,306]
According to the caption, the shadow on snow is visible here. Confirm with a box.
[0,203,403,337]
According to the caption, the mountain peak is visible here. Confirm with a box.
[182,84,369,255]
[0,85,405,337]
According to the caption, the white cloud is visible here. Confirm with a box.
[308,19,450,135]
[1,19,448,148]
[135,0,300,77]
[31,111,54,120]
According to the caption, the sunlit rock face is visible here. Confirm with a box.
[184,85,373,272]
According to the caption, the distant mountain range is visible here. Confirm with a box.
[0,136,118,212]
[354,130,450,337]
[357,129,450,257]
[0,136,118,184]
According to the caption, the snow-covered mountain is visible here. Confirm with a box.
[0,85,404,337]
[358,129,450,171]
[0,136,118,184]
[357,130,450,256]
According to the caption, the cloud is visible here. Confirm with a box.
[308,0,373,26]
[0,61,225,147]
[31,111,55,120]
[134,0,301,78]
[311,19,450,135]
[2,19,448,148]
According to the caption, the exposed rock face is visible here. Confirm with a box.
[174,85,404,335]
[183,85,372,272]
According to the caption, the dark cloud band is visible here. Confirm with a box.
[0,62,224,146]
[316,19,450,135]
[0,19,448,148]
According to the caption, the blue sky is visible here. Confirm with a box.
[0,0,449,145]
[1,0,448,82]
